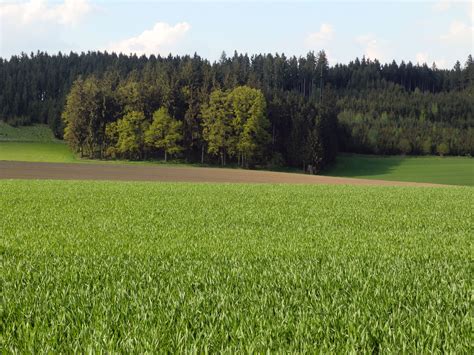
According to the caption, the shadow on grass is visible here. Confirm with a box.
[85,156,305,174]
[322,153,405,178]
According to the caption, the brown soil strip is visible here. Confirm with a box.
[0,160,444,187]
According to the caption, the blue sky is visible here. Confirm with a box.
[0,0,473,68]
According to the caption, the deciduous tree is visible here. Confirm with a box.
[145,107,183,161]
[115,111,148,160]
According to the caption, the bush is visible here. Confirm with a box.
[436,143,449,156]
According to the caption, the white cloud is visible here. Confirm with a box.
[0,0,93,57]
[433,0,453,12]
[435,59,448,69]
[433,0,473,15]
[440,20,473,43]
[0,0,92,27]
[54,0,92,25]
[416,52,429,64]
[415,52,448,68]
[305,23,334,47]
[355,34,385,60]
[106,22,191,56]
[324,49,335,63]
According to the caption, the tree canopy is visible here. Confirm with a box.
[145,107,183,161]
[1,50,473,169]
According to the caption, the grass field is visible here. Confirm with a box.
[0,122,57,142]
[1,123,473,185]
[324,154,474,186]
[1,141,473,185]
[0,122,77,163]
[0,142,77,163]
[2,180,472,352]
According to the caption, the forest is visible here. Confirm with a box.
[0,51,473,170]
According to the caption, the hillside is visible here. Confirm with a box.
[0,121,57,142]
[1,122,472,186]
[0,52,472,172]
[0,122,75,163]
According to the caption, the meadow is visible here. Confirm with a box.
[1,140,473,185]
[323,154,474,186]
[0,122,77,163]
[0,122,56,142]
[0,142,77,163]
[2,123,473,185]
[2,180,472,352]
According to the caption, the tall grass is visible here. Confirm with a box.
[1,181,472,352]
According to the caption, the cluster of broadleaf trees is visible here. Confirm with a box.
[0,50,473,170]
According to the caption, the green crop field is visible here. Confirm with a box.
[324,154,474,186]
[2,180,472,352]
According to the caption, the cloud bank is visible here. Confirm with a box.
[0,0,93,57]
[355,34,386,61]
[106,22,191,56]
[439,20,473,43]
[0,0,92,26]
[305,23,334,48]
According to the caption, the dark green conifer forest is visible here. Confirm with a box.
[0,51,472,170]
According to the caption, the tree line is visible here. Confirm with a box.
[0,50,473,168]
[61,70,337,171]
[336,86,474,156]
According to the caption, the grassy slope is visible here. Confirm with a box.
[0,122,56,141]
[0,122,76,163]
[0,142,77,163]
[2,181,472,352]
[323,154,474,186]
[0,123,201,166]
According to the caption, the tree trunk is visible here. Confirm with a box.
[164,151,167,162]
[201,145,204,164]
[272,125,275,147]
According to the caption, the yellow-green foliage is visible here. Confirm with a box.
[201,86,269,166]
[145,107,183,161]
[2,181,472,352]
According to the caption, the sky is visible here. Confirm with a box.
[0,0,473,68]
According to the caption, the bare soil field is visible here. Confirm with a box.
[0,160,446,186]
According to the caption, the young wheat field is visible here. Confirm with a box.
[1,180,472,352]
